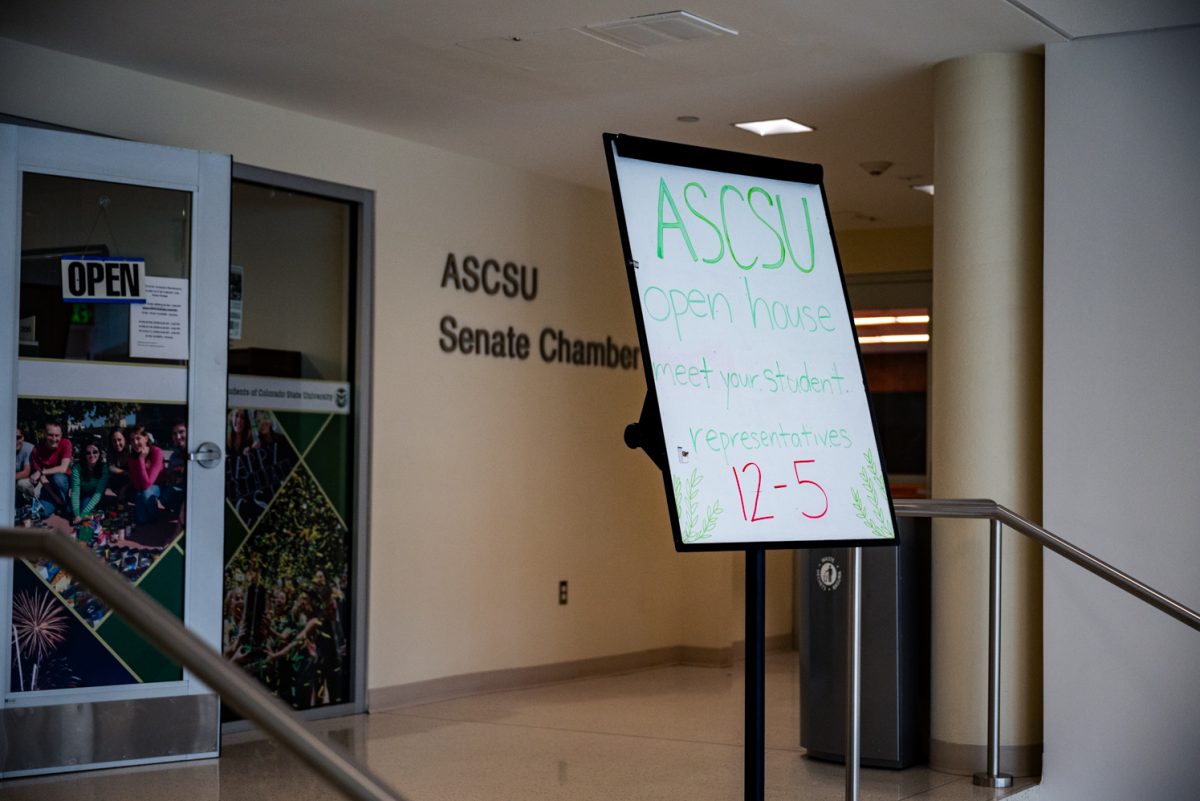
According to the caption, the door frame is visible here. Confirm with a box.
[0,123,230,774]
[228,163,374,722]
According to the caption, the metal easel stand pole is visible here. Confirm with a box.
[845,546,862,801]
[745,547,766,801]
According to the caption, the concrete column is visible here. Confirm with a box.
[929,53,1043,776]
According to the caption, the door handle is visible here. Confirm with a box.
[189,441,223,469]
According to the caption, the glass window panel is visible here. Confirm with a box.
[224,177,357,714]
[19,173,191,364]
[14,172,194,691]
[229,182,351,381]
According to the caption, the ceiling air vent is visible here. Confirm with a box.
[581,10,737,52]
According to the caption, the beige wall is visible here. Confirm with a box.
[1043,28,1200,800]
[836,225,932,276]
[0,38,794,692]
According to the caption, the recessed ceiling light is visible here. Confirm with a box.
[733,118,814,136]
[853,314,930,326]
[912,184,935,195]
[676,115,700,123]
[858,334,930,345]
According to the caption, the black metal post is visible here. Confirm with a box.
[745,547,766,801]
[845,547,862,800]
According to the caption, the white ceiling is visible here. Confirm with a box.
[2,1,1195,229]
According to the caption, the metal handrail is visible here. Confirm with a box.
[893,499,1200,631]
[890,498,1199,789]
[9,504,1196,798]
[0,526,408,801]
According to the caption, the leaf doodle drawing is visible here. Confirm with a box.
[850,450,892,538]
[673,468,723,543]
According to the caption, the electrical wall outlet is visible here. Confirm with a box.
[559,580,568,605]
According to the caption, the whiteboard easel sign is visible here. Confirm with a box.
[605,134,897,551]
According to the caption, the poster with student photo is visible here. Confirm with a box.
[222,403,354,713]
[12,397,189,690]
[224,469,350,710]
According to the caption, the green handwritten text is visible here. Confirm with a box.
[656,177,815,272]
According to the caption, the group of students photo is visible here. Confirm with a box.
[14,402,188,543]
[13,399,190,631]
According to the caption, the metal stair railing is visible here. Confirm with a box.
[0,526,409,801]
[6,505,1198,798]
[892,498,1200,789]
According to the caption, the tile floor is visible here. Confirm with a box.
[0,652,1037,801]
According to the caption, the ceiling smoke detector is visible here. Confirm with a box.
[581,11,737,52]
[859,160,893,176]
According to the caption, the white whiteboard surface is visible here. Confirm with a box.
[607,135,896,549]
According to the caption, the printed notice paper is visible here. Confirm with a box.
[130,276,189,360]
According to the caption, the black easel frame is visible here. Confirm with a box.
[606,133,895,801]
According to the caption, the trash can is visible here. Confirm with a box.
[796,516,930,768]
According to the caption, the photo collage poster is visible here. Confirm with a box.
[12,397,188,691]
[222,404,352,711]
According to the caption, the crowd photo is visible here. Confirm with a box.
[14,398,188,627]
[223,467,351,711]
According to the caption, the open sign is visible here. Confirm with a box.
[61,257,147,303]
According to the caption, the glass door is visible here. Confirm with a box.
[0,124,229,775]
[223,169,370,720]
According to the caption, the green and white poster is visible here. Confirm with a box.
[222,376,353,710]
